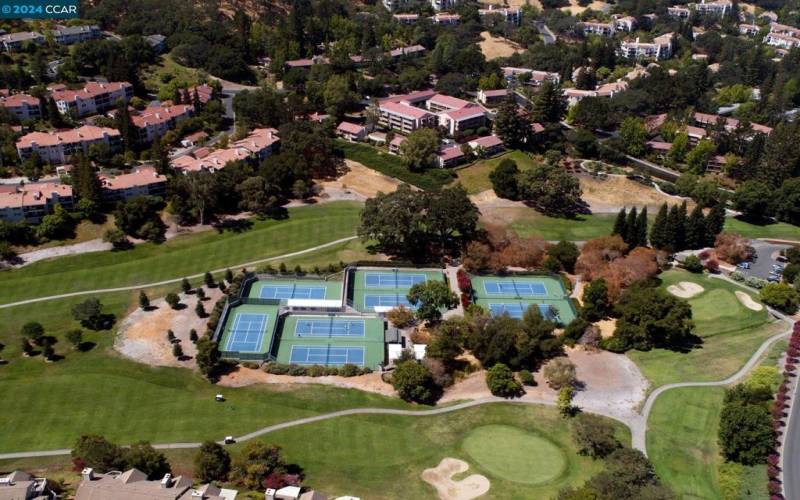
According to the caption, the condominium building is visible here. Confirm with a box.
[171,128,279,172]
[0,92,41,121]
[100,166,168,202]
[16,125,122,163]
[478,6,522,25]
[336,121,368,142]
[667,6,691,18]
[739,23,760,36]
[439,105,487,135]
[0,470,54,498]
[129,104,195,144]
[614,16,637,32]
[618,33,674,60]
[430,0,459,11]
[694,0,732,17]
[0,182,74,223]
[50,81,134,117]
[430,13,461,25]
[393,13,419,24]
[0,31,44,51]
[378,101,437,133]
[501,67,561,86]
[52,24,101,45]
[75,468,236,500]
[581,22,615,37]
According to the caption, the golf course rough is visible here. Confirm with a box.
[461,424,568,485]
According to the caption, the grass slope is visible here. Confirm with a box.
[239,404,629,499]
[627,270,776,387]
[0,202,361,305]
[454,150,537,194]
[0,289,411,453]
[647,387,725,499]
[336,140,452,191]
[725,217,800,241]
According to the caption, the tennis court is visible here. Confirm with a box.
[224,312,269,352]
[471,274,578,325]
[364,294,414,310]
[295,317,365,337]
[350,268,446,313]
[248,279,342,302]
[484,280,547,297]
[259,284,326,300]
[364,271,427,289]
[289,345,366,366]
[489,303,554,320]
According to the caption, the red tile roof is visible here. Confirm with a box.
[17,125,120,149]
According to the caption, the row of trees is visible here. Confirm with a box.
[650,202,725,252]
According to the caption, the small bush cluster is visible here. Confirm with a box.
[745,276,768,289]
[730,270,745,282]
[263,362,372,377]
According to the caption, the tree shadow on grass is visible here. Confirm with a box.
[214,219,254,234]
[77,341,97,352]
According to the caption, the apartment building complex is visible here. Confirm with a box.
[16,125,122,163]
[52,24,101,45]
[0,182,74,222]
[100,166,168,202]
[0,31,44,51]
[129,104,195,144]
[0,92,41,121]
[50,81,134,117]
[765,22,800,49]
[478,6,522,25]
[171,128,279,173]
[618,33,674,60]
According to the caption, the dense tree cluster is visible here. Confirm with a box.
[719,384,775,465]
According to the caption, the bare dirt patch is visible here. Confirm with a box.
[478,31,524,60]
[422,458,491,500]
[667,281,705,299]
[595,318,617,339]
[561,0,610,14]
[115,287,224,368]
[580,175,694,214]
[736,291,764,311]
[318,160,403,200]
[217,366,397,396]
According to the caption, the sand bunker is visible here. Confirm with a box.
[736,291,764,311]
[667,281,704,298]
[422,458,490,500]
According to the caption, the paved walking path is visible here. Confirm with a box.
[0,236,358,309]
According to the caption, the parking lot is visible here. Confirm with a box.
[736,241,790,282]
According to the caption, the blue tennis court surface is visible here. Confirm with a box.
[489,303,553,319]
[259,285,326,300]
[225,313,268,352]
[483,280,547,297]
[295,318,365,337]
[364,272,426,288]
[364,294,413,309]
[290,345,365,366]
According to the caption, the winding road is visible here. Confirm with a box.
[0,236,358,310]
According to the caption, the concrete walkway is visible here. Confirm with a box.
[0,236,358,309]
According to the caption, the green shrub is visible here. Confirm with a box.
[683,255,704,273]
[263,362,291,375]
[340,364,360,377]
[287,364,307,376]
[324,366,340,376]
[518,370,536,386]
[485,363,523,398]
[730,271,745,282]
[306,365,326,377]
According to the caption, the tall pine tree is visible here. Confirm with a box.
[612,208,627,237]
[493,96,531,149]
[665,204,682,251]
[685,205,707,250]
[114,99,137,153]
[72,153,102,204]
[635,206,648,247]
[625,207,638,246]
[532,80,567,124]
[650,203,669,249]
[705,203,726,245]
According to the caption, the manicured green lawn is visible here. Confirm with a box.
[238,404,629,499]
[0,289,413,453]
[725,217,800,241]
[336,140,454,191]
[627,270,778,387]
[0,202,361,305]
[454,150,537,194]
[647,387,725,499]
[462,424,567,484]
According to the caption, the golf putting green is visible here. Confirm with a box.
[462,424,568,485]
